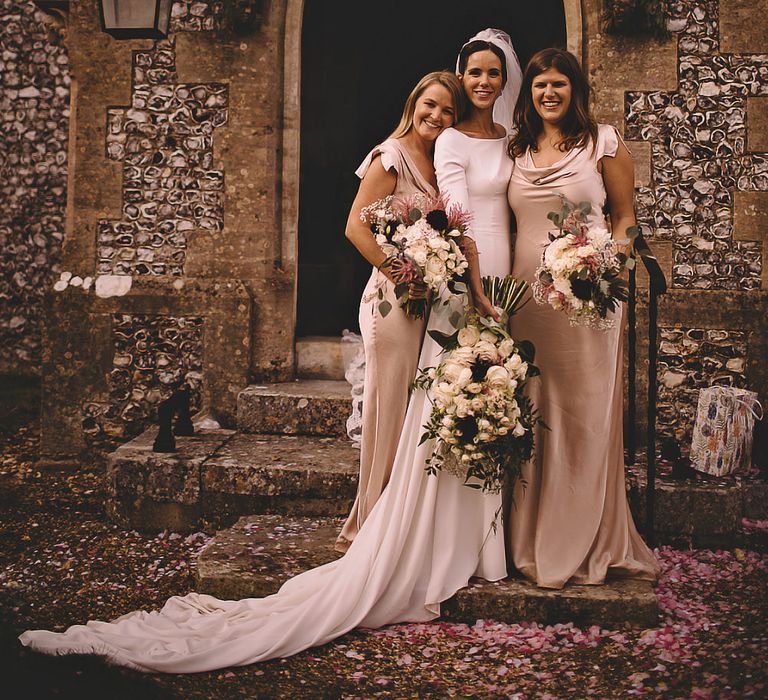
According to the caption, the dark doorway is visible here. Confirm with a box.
[297,0,567,336]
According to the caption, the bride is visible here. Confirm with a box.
[19,30,523,673]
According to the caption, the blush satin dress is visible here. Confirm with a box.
[336,138,431,552]
[506,124,660,588]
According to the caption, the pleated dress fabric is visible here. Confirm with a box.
[336,139,431,551]
[18,135,512,672]
[506,124,660,589]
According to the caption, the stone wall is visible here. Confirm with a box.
[585,0,767,443]
[0,0,69,373]
[3,0,766,457]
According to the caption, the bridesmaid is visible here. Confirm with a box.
[336,71,465,551]
[506,49,659,588]
[435,29,523,317]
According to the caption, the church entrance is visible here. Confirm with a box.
[296,0,568,337]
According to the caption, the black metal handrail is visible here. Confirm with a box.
[625,232,667,545]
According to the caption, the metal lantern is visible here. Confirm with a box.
[99,0,173,39]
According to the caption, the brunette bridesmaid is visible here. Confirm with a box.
[506,49,659,588]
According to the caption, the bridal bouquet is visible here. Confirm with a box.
[413,276,538,494]
[360,194,470,319]
[532,196,635,331]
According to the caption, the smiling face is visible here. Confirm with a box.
[531,67,572,126]
[412,83,456,142]
[460,49,504,112]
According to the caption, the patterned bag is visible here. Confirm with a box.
[690,386,763,476]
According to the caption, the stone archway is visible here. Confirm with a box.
[283,0,581,356]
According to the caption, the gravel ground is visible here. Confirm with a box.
[1,379,766,699]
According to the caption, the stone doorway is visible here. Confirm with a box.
[296,0,569,339]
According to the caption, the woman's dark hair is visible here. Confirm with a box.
[457,40,507,87]
[508,48,597,159]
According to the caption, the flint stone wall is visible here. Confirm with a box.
[40,277,251,461]
[0,0,69,373]
[585,0,767,442]
[2,0,766,455]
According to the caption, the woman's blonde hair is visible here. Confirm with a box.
[389,71,465,139]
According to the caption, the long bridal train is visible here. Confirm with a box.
[19,296,507,673]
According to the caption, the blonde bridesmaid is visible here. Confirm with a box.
[336,71,465,551]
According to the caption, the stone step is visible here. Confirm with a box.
[201,433,359,526]
[237,380,352,436]
[196,515,659,628]
[625,459,768,549]
[107,426,767,549]
[106,428,360,531]
[106,427,236,531]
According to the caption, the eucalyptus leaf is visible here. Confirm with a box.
[428,329,459,349]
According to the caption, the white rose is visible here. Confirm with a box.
[485,365,510,389]
[442,361,465,383]
[425,256,447,279]
[457,326,480,347]
[497,338,515,359]
[480,330,497,343]
[474,340,499,363]
[452,346,476,363]
[466,382,482,394]
[470,397,485,412]
[456,367,473,389]
[504,354,522,373]
[455,397,471,417]
[513,422,527,437]
[413,250,428,266]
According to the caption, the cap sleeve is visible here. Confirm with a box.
[434,129,474,238]
[595,123,624,161]
[354,139,402,179]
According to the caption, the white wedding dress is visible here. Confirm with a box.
[19,133,513,674]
